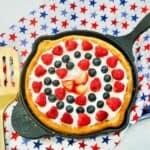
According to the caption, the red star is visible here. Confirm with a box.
[141,6,149,13]
[30,18,38,26]
[147,83,150,89]
[132,113,139,121]
[61,20,69,28]
[144,44,150,51]
[51,16,58,24]
[114,131,120,136]
[3,112,9,121]
[99,4,106,11]
[0,33,5,37]
[110,6,117,13]
[91,22,99,29]
[21,49,28,57]
[70,2,77,10]
[80,6,87,14]
[19,17,26,23]
[91,144,100,150]
[136,47,140,53]
[46,145,54,150]
[81,19,88,26]
[11,146,18,150]
[31,32,38,38]
[122,21,129,29]
[50,4,57,11]
[9,33,17,41]
[111,19,118,26]
[4,127,8,133]
[131,104,138,112]
[79,141,87,149]
[147,57,150,63]
[130,3,137,10]
[138,84,142,90]
[139,74,144,82]
[115,141,120,146]
[11,132,19,140]
[40,4,46,9]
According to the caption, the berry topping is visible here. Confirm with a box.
[78,59,90,71]
[104,74,111,82]
[104,84,112,92]
[78,113,91,126]
[52,45,63,56]
[46,106,58,119]
[35,93,46,107]
[54,60,62,68]
[62,80,74,91]
[55,87,66,100]
[56,101,64,109]
[74,72,88,85]
[75,95,87,106]
[88,68,97,77]
[87,105,95,113]
[96,110,108,121]
[97,100,104,108]
[41,53,53,65]
[95,46,108,57]
[92,58,101,66]
[76,107,85,113]
[106,97,122,111]
[48,67,55,74]
[52,80,60,86]
[44,77,51,85]
[66,95,75,103]
[75,84,87,95]
[88,93,96,102]
[56,68,68,79]
[66,62,74,70]
[111,69,124,80]
[32,81,42,93]
[48,94,56,102]
[82,40,93,51]
[85,53,92,59]
[35,65,47,77]
[114,81,125,92]
[101,65,108,73]
[90,77,101,92]
[103,92,110,99]
[44,88,52,95]
[61,112,73,124]
[66,105,74,113]
[65,40,78,51]
[62,55,70,63]
[106,56,118,68]
[74,51,81,58]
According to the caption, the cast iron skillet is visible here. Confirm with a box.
[12,13,150,139]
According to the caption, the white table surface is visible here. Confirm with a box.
[0,1,150,150]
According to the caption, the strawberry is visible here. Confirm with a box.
[74,72,88,85]
[106,97,122,111]
[114,81,125,92]
[78,113,91,126]
[62,80,74,91]
[96,110,108,121]
[65,40,78,51]
[46,106,58,119]
[55,87,66,100]
[61,112,73,124]
[56,68,68,79]
[75,84,87,95]
[75,95,87,105]
[52,45,63,56]
[35,93,46,107]
[34,65,47,77]
[106,56,118,68]
[81,40,93,51]
[41,53,53,65]
[95,46,108,57]
[111,69,124,80]
[32,81,42,93]
[90,77,101,92]
[78,59,90,71]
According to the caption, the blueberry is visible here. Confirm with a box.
[44,77,51,85]
[44,88,52,95]
[48,67,55,74]
[97,100,104,108]
[66,95,74,103]
[104,84,112,91]
[76,107,85,113]
[66,105,74,113]
[56,101,64,109]
[48,94,56,102]
[62,55,70,63]
[88,68,97,77]
[87,105,95,113]
[74,51,81,58]
[104,74,111,82]
[85,53,92,59]
[101,66,108,73]
[88,93,96,101]
[103,92,110,99]
[66,62,74,70]
[52,80,60,86]
[93,58,101,66]
[54,60,62,68]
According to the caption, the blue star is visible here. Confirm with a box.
[89,0,96,7]
[145,72,150,79]
[22,137,30,146]
[40,24,48,31]
[80,0,85,2]
[56,136,64,144]
[102,136,111,144]
[9,24,16,30]
[112,29,119,36]
[60,0,67,4]
[91,12,97,18]
[89,135,97,141]
[71,13,78,21]
[61,9,68,16]
[20,39,28,46]
[141,93,148,101]
[144,35,150,41]
[52,27,59,34]
[138,65,144,72]
[120,0,127,6]
[0,41,7,46]
[33,140,42,149]
[68,138,75,145]
[131,14,138,22]
[19,26,27,34]
[121,11,128,18]
[102,27,108,34]
[40,11,48,18]
[101,14,108,22]
[30,10,36,15]
[137,54,142,61]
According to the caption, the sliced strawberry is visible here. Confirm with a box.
[74,72,88,85]
[65,40,78,51]
[52,45,63,56]
[78,59,90,71]
[96,110,108,121]
[106,56,118,68]
[106,97,122,111]
[35,93,46,107]
[75,95,86,105]
[90,77,101,92]
[111,69,124,80]
[32,81,42,93]
[114,81,125,92]
[61,112,73,124]
[56,68,68,79]
[62,80,74,91]
[55,87,66,100]
[34,65,47,77]
[75,84,87,95]
[78,113,91,126]
[81,40,93,51]
[46,106,58,119]
[95,46,108,57]
[41,53,53,65]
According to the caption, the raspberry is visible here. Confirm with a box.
[65,40,78,51]
[78,59,90,71]
[41,53,53,65]
[95,46,108,57]
[75,95,87,106]
[81,40,93,51]
[90,77,101,92]
[78,113,91,126]
[34,65,47,77]
[114,81,125,92]
[96,110,108,121]
[61,112,73,124]
[52,45,63,56]
[111,69,124,80]
[56,68,68,79]
[55,87,66,100]
[32,81,42,93]
[46,106,58,119]
[35,93,46,107]
[106,56,118,68]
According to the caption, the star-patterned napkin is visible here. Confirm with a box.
[0,0,150,149]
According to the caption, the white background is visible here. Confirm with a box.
[0,0,150,150]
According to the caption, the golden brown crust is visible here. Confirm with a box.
[25,35,133,135]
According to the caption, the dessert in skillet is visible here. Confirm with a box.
[25,35,133,135]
